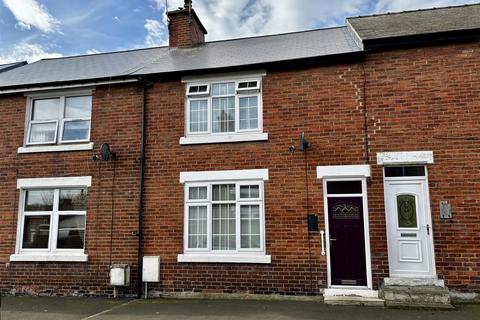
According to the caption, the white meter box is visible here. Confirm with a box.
[142,256,160,282]
[110,264,130,286]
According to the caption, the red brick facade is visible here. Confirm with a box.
[0,40,479,296]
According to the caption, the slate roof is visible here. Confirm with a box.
[347,3,480,41]
[0,27,361,91]
[0,61,27,74]
[0,4,479,91]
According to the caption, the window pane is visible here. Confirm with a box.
[189,186,207,200]
[62,120,90,141]
[212,184,235,201]
[189,100,208,133]
[326,181,362,194]
[240,185,260,199]
[212,204,236,250]
[188,206,207,249]
[22,215,50,249]
[25,190,54,211]
[212,82,235,96]
[59,189,87,211]
[29,122,57,143]
[32,98,59,120]
[397,195,418,228]
[57,215,85,249]
[188,85,208,94]
[65,96,92,118]
[240,205,261,249]
[385,166,426,177]
[239,96,258,130]
[212,97,235,133]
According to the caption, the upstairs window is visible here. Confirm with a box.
[26,95,92,146]
[185,78,262,136]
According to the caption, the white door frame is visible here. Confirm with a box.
[317,164,373,290]
[382,167,437,278]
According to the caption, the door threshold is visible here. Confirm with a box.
[384,277,444,287]
[324,288,379,299]
[324,288,383,306]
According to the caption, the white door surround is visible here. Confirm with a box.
[378,151,436,279]
[384,174,436,278]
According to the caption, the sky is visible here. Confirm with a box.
[0,0,478,64]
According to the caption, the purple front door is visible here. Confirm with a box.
[328,196,367,286]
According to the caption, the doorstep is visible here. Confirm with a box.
[323,288,385,307]
[379,278,453,309]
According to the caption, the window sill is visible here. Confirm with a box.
[177,253,271,264]
[10,253,88,262]
[179,133,268,145]
[18,143,94,154]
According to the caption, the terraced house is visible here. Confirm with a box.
[0,2,479,308]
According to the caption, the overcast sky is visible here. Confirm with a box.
[0,0,477,64]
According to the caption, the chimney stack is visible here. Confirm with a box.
[167,0,208,47]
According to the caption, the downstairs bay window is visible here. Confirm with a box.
[178,169,270,263]
[11,177,91,262]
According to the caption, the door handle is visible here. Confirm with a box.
[426,224,430,235]
[320,230,326,256]
[330,238,337,242]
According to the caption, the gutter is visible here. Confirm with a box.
[0,78,138,95]
[137,76,154,298]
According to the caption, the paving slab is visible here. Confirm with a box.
[1,296,480,320]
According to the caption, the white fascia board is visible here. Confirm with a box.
[180,169,269,184]
[180,133,268,145]
[18,142,94,154]
[317,165,371,179]
[17,176,92,189]
[177,254,271,264]
[10,253,88,262]
[377,151,434,165]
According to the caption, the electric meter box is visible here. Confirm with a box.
[142,256,160,282]
[110,264,130,286]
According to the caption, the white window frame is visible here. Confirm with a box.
[178,169,270,264]
[186,97,210,134]
[186,83,210,97]
[23,90,93,148]
[10,176,91,262]
[236,79,261,93]
[180,73,268,145]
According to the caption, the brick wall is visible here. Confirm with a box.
[0,84,143,296]
[0,40,479,296]
[365,41,480,290]
[168,11,205,47]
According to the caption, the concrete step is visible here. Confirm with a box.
[323,289,385,307]
[324,295,385,307]
[379,284,453,309]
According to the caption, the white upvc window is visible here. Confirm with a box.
[179,169,270,263]
[11,177,91,262]
[25,93,92,146]
[181,74,267,145]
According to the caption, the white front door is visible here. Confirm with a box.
[384,167,436,278]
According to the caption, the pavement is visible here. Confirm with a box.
[1,296,480,320]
